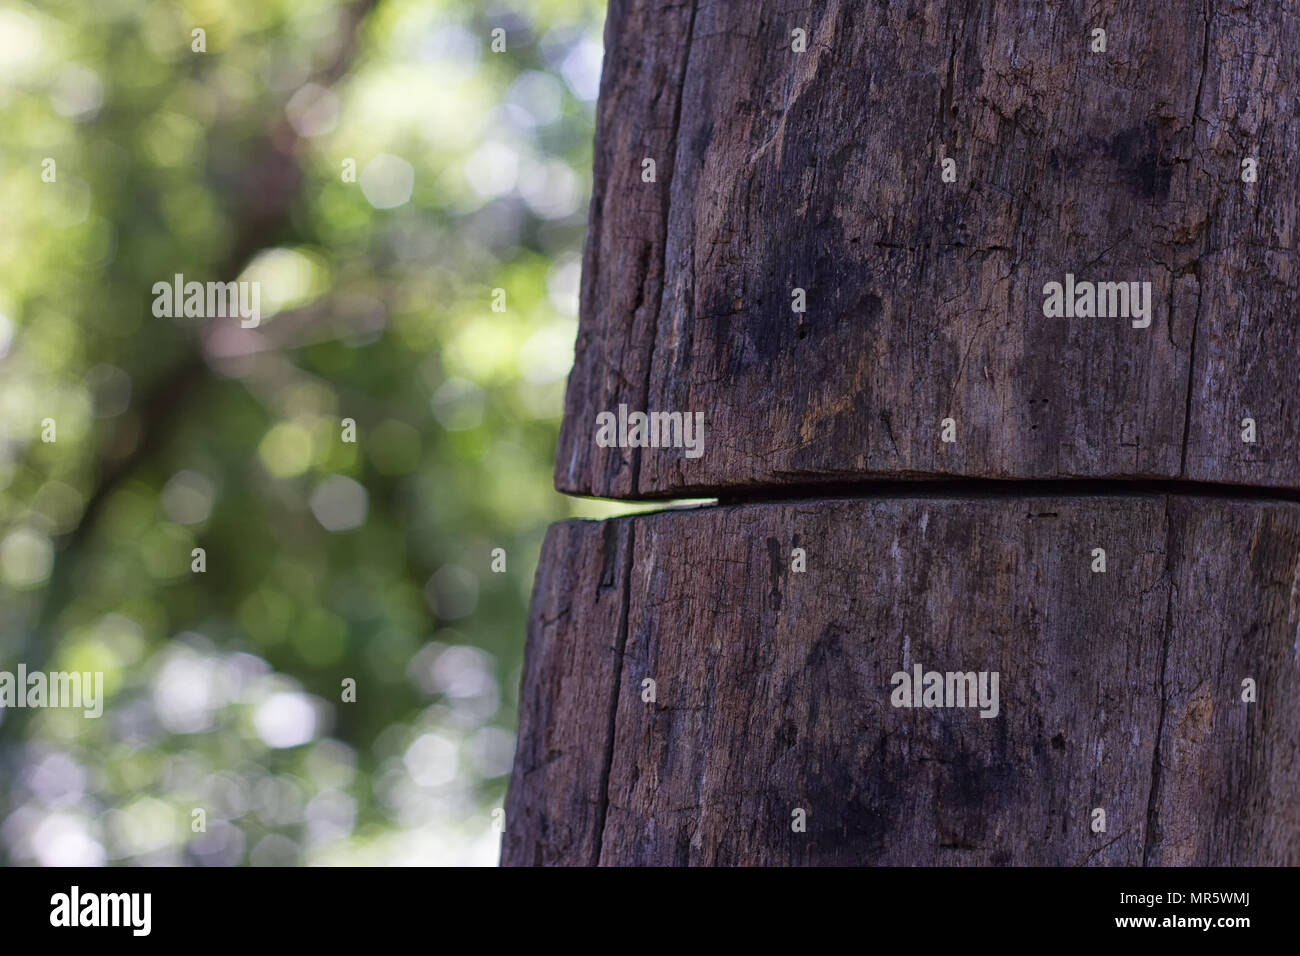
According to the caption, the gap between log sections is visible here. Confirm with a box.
[594,477,1300,521]
[706,477,1300,509]
[585,476,1300,520]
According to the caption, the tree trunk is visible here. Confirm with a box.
[508,0,1300,865]
[556,0,1300,499]
[505,496,1300,865]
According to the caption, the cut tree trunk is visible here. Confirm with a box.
[507,0,1300,866]
[504,496,1300,866]
[556,0,1300,499]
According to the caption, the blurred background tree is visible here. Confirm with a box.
[0,0,648,865]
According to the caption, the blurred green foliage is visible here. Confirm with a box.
[0,0,628,865]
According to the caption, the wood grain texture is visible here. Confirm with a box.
[554,0,697,499]
[502,518,632,866]
[502,495,1300,865]
[556,0,1300,498]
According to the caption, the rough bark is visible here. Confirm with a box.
[503,495,1300,866]
[554,0,697,498]
[503,519,633,866]
[515,0,1300,868]
[557,0,1300,499]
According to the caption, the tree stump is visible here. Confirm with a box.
[506,0,1300,866]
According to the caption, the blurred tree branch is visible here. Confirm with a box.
[4,0,384,767]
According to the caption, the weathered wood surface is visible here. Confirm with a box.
[503,519,632,866]
[556,0,1300,498]
[503,495,1300,865]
